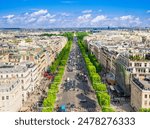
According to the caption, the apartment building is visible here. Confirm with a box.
[0,63,34,102]
[115,51,150,94]
[87,41,117,76]
[131,77,150,111]
[85,30,150,110]
[0,79,22,112]
[0,31,68,111]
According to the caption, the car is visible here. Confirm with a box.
[70,104,75,108]
[66,77,70,82]
[59,104,66,112]
[67,67,73,72]
[80,99,87,103]
[84,92,88,95]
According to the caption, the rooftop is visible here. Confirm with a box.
[0,62,34,74]
[132,77,150,91]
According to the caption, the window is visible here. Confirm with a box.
[21,74,23,77]
[6,75,8,78]
[130,63,132,67]
[6,96,9,100]
[2,96,4,100]
[144,101,147,106]
[145,94,147,98]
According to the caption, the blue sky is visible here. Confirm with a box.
[0,0,150,28]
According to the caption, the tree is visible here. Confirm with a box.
[88,65,96,74]
[139,108,150,112]
[97,93,110,107]
[93,83,107,91]
[90,73,101,85]
[102,107,115,112]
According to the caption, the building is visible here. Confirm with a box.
[0,31,68,111]
[85,30,150,110]
[0,79,22,112]
[131,77,150,111]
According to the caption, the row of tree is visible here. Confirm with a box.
[76,32,114,112]
[139,108,150,112]
[42,33,73,112]
[88,53,102,73]
[49,32,74,73]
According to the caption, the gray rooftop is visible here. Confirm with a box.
[0,64,28,74]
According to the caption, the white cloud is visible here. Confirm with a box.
[82,10,92,13]
[44,13,56,18]
[78,14,91,21]
[3,14,14,19]
[147,10,150,13]
[91,15,107,23]
[60,12,70,16]
[26,18,36,23]
[30,9,48,17]
[130,17,141,24]
[1,9,58,27]
[76,14,92,27]
[114,15,141,27]
[0,9,149,28]
[119,15,141,25]
[27,10,56,24]
[120,15,133,20]
[24,12,29,15]
[35,14,55,24]
[49,19,56,23]
[114,17,119,20]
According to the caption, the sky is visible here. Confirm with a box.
[0,0,150,28]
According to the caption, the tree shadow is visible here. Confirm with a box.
[76,93,97,112]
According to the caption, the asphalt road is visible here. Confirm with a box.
[55,37,100,112]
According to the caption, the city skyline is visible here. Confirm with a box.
[0,0,150,28]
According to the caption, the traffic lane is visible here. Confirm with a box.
[56,38,99,112]
[76,93,97,112]
[64,83,95,111]
[57,70,78,108]
[75,74,99,111]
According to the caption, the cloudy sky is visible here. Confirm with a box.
[0,0,150,28]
